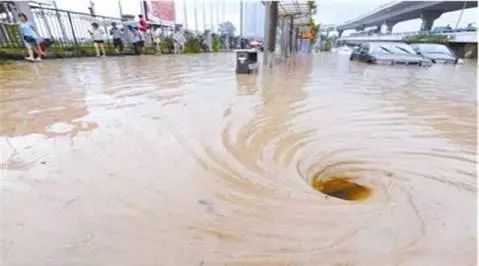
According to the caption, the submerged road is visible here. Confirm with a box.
[0,53,476,265]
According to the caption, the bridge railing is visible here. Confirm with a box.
[341,1,400,26]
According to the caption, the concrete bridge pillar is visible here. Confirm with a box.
[420,10,442,31]
[385,21,397,33]
[337,29,344,37]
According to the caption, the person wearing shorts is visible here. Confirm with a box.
[129,26,144,55]
[89,23,106,57]
[110,22,123,54]
[153,27,162,54]
[18,13,44,61]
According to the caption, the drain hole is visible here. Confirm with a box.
[312,176,372,201]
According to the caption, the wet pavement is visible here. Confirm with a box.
[0,53,477,265]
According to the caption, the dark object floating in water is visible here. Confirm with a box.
[312,176,372,201]
[198,199,214,213]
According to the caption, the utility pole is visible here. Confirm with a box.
[222,0,225,23]
[210,1,215,33]
[194,1,198,33]
[203,0,207,31]
[239,0,243,37]
[216,1,220,26]
[183,1,188,30]
[118,0,123,18]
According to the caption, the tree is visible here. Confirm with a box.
[218,21,236,37]
[308,1,317,14]
[308,19,320,41]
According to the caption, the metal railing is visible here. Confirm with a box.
[0,1,20,47]
[29,6,121,47]
[0,4,122,52]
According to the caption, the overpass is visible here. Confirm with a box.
[337,31,477,43]
[337,1,477,34]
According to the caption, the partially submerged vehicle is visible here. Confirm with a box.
[350,42,432,66]
[410,43,458,64]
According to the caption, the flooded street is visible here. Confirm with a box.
[0,53,476,265]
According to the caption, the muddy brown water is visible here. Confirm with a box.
[0,53,476,265]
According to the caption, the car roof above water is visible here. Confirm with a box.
[368,42,409,46]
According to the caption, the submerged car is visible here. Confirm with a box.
[350,42,432,66]
[249,40,264,51]
[410,43,458,64]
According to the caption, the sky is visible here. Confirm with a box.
[54,0,477,35]
[316,0,477,35]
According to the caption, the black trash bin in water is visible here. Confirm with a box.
[236,49,258,74]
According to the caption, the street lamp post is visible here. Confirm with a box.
[194,1,198,33]
[210,1,214,32]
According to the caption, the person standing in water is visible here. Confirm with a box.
[109,22,123,54]
[153,27,162,54]
[88,23,106,57]
[128,26,144,55]
[138,14,149,39]
[173,30,185,54]
[17,13,44,61]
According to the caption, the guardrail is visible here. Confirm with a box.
[0,5,121,49]
[30,6,121,46]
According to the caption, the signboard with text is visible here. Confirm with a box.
[146,1,175,26]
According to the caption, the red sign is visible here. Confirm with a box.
[147,1,176,25]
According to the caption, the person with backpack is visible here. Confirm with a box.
[17,13,44,61]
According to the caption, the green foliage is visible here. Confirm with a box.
[321,40,332,52]
[404,33,452,44]
[52,45,66,57]
[160,37,174,54]
[4,24,22,47]
[0,60,14,65]
[318,35,332,52]
[212,35,220,52]
[105,44,116,55]
[184,37,202,53]
[308,1,317,14]
[308,19,320,41]
[78,45,98,56]
[0,47,25,60]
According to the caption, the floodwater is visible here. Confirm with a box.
[0,53,476,265]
